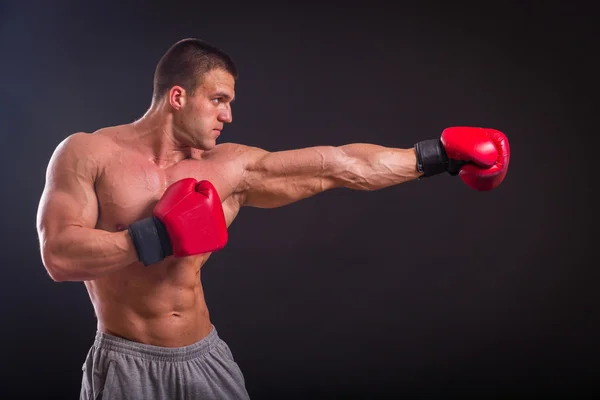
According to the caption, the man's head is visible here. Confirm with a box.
[153,38,237,103]
[152,38,238,150]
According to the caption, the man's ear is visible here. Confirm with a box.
[168,86,186,110]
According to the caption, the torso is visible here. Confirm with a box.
[86,125,246,347]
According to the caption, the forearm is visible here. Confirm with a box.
[336,144,423,190]
[41,227,139,282]
[241,143,424,208]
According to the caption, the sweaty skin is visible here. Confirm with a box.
[37,68,422,348]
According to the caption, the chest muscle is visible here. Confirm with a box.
[94,155,239,231]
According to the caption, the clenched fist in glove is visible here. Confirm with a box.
[415,127,510,191]
[128,178,228,266]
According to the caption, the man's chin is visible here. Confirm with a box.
[197,140,217,151]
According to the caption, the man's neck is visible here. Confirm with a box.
[131,106,192,167]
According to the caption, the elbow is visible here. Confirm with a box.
[335,167,377,191]
[333,147,376,191]
[41,247,70,282]
[328,149,356,189]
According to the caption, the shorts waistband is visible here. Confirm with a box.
[93,325,220,362]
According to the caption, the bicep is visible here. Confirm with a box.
[36,135,99,241]
[238,146,345,208]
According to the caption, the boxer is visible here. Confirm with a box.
[36,38,510,400]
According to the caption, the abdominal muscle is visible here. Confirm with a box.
[85,254,213,348]
[83,130,243,348]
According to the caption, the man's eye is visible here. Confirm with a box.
[211,98,220,104]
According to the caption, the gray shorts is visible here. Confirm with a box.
[79,326,250,400]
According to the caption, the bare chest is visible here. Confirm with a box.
[95,154,239,231]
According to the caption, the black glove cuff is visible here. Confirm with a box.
[128,217,173,266]
[414,139,449,177]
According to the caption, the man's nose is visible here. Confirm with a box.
[218,105,232,123]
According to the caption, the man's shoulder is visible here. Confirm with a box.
[49,128,124,172]
[57,125,124,154]
[59,131,100,148]
[203,142,265,162]
[209,142,253,153]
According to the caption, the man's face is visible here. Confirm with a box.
[179,68,235,150]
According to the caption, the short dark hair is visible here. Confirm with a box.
[152,38,238,102]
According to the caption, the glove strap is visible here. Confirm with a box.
[414,139,448,177]
[415,139,468,177]
[128,217,173,266]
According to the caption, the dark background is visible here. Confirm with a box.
[0,0,597,398]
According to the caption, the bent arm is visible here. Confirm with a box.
[36,134,138,282]
[238,143,423,208]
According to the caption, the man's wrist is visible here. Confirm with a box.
[128,217,172,266]
[414,139,448,177]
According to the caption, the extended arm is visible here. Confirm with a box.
[36,134,138,282]
[238,143,422,208]
[237,127,510,208]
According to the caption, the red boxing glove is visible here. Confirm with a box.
[128,178,228,266]
[415,127,510,191]
[154,178,228,256]
[441,127,510,191]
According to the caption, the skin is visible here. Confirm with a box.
[36,68,423,348]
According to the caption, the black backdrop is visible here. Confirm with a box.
[0,0,597,398]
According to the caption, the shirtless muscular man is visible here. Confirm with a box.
[36,38,510,400]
